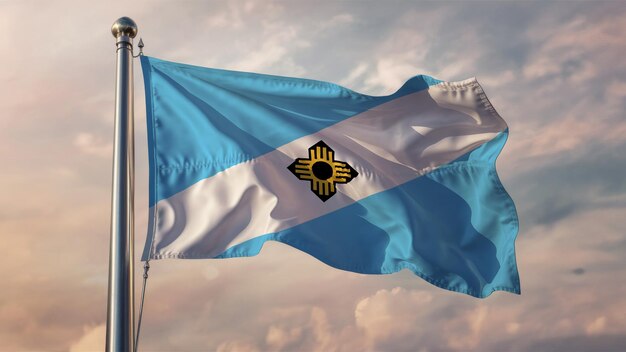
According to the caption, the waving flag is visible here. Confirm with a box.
[140,56,519,298]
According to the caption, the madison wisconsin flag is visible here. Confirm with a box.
[140,56,520,298]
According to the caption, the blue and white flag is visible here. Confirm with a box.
[140,56,520,298]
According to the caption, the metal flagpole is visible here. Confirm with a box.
[107,17,137,352]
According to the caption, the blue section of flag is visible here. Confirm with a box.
[213,131,519,298]
[140,56,441,205]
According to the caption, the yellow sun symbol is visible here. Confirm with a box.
[288,141,358,201]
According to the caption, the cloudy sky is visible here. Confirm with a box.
[1,0,625,351]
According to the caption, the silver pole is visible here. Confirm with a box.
[107,17,137,352]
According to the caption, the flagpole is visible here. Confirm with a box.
[107,17,137,352]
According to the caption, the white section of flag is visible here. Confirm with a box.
[148,78,507,259]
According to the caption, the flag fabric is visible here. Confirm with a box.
[140,56,520,298]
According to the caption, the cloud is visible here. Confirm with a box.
[202,265,220,281]
[364,55,430,94]
[74,132,112,158]
[69,324,105,352]
[358,25,434,94]
[523,14,626,81]
[509,141,626,227]
[479,70,516,88]
[216,340,260,352]
[585,316,607,335]
[205,1,245,29]
[355,287,433,345]
[232,25,309,75]
[339,62,369,88]
[443,305,488,350]
[265,325,302,350]
[524,334,626,352]
[506,322,521,334]
[319,14,355,30]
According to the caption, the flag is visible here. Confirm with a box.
[140,56,520,298]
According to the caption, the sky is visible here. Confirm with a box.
[1,0,625,351]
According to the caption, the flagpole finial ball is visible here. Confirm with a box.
[111,17,138,38]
